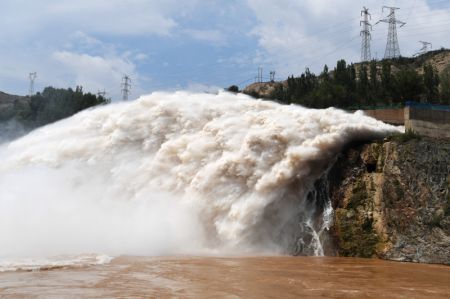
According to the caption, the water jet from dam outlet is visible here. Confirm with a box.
[0,91,401,271]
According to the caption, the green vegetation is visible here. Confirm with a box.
[347,180,368,209]
[245,55,449,108]
[11,86,109,128]
[440,65,450,104]
[336,209,380,258]
[335,176,382,258]
[389,128,422,142]
[226,85,239,93]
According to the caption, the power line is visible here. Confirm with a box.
[372,27,450,41]
[405,0,418,23]
[137,3,450,90]
[135,4,448,87]
[388,5,450,19]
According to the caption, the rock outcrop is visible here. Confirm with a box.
[329,137,450,264]
[243,82,284,99]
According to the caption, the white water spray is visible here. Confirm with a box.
[0,91,401,270]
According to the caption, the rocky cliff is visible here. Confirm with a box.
[328,136,450,264]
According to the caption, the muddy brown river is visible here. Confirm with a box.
[1,256,449,298]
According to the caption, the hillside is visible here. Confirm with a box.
[392,49,450,75]
[243,49,450,104]
[0,88,109,142]
[0,91,29,121]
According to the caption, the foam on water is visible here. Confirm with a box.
[0,91,402,271]
[0,254,113,272]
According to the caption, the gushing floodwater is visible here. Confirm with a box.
[0,91,401,271]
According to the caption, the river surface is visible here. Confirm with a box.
[1,256,449,298]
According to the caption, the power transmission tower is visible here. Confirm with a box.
[121,75,131,101]
[360,7,372,62]
[269,71,276,82]
[414,41,432,56]
[97,90,107,98]
[255,66,263,83]
[376,6,406,59]
[28,72,37,97]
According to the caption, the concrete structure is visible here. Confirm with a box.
[361,105,450,139]
[363,108,404,125]
[404,106,450,139]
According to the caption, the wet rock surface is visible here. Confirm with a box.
[329,137,450,264]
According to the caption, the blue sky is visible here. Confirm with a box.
[1,0,449,100]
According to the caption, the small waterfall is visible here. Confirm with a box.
[290,167,335,256]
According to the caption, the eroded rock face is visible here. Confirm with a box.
[329,138,450,264]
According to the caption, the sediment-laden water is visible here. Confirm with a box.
[1,256,449,298]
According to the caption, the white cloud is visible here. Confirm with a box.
[65,31,104,51]
[52,50,137,100]
[0,29,144,100]
[372,1,450,56]
[0,0,200,39]
[184,82,223,93]
[134,53,149,62]
[182,29,227,45]
[0,0,231,96]
[246,0,450,76]
[1,0,448,96]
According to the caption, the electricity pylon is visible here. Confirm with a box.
[414,41,432,56]
[360,7,372,62]
[97,90,106,97]
[269,71,276,82]
[28,72,37,97]
[255,66,263,83]
[121,75,131,101]
[376,6,406,59]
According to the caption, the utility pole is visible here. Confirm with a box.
[28,72,37,97]
[414,41,432,56]
[360,7,372,62]
[376,6,406,59]
[269,71,276,82]
[121,75,131,101]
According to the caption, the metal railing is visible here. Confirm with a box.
[405,101,450,112]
